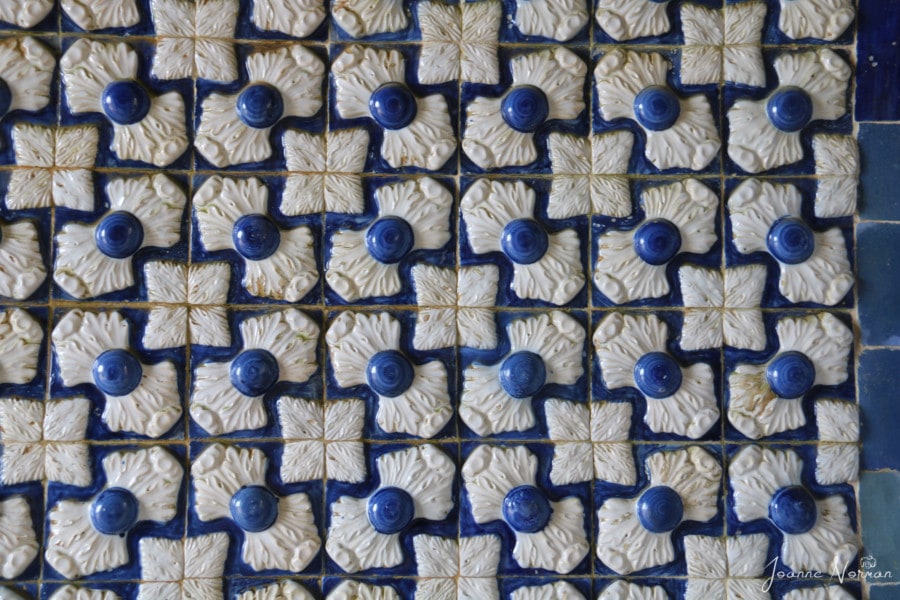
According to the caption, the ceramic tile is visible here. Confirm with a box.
[0,0,881,598]
[858,350,900,471]
[859,123,900,221]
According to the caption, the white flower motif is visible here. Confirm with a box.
[597,446,721,574]
[332,0,406,37]
[48,586,120,600]
[598,581,669,600]
[61,0,139,29]
[680,2,767,87]
[278,397,366,484]
[282,128,369,215]
[332,46,455,170]
[0,308,41,385]
[137,534,228,600]
[0,397,91,486]
[514,0,587,41]
[778,0,854,41]
[411,264,456,351]
[418,0,501,84]
[8,123,97,212]
[547,131,634,219]
[463,48,585,169]
[150,0,239,83]
[195,46,324,167]
[727,50,850,173]
[782,586,855,600]
[684,534,770,600]
[192,444,320,573]
[45,446,182,578]
[730,445,857,573]
[678,264,767,352]
[511,582,586,600]
[329,581,399,600]
[594,179,717,304]
[194,176,317,301]
[327,445,455,572]
[0,496,38,578]
[0,0,52,27]
[143,261,231,350]
[595,313,718,439]
[252,0,326,38]
[327,178,452,302]
[463,445,589,573]
[815,399,859,485]
[595,0,670,41]
[237,581,316,600]
[191,309,319,436]
[461,311,584,436]
[813,134,859,218]
[52,310,182,438]
[728,312,852,440]
[327,312,451,438]
[61,40,188,166]
[457,265,500,349]
[462,180,584,305]
[0,217,45,300]
[413,534,501,600]
[545,399,636,486]
[0,38,54,120]
[54,174,185,299]
[595,50,720,171]
[728,179,853,305]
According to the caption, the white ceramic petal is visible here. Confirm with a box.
[679,4,722,85]
[46,499,127,578]
[377,360,451,437]
[595,0,670,41]
[103,361,182,437]
[0,221,46,300]
[0,497,37,578]
[52,310,126,385]
[510,48,585,119]
[463,96,537,169]
[237,581,315,600]
[54,223,133,298]
[253,0,326,38]
[512,496,589,573]
[643,95,720,170]
[598,581,668,600]
[61,0,139,29]
[594,312,668,390]
[244,226,317,301]
[460,362,534,435]
[191,361,267,435]
[779,229,853,305]
[462,445,536,523]
[381,95,456,170]
[108,174,186,248]
[241,309,319,382]
[729,445,802,522]
[777,313,852,387]
[332,0,407,37]
[326,311,401,388]
[646,446,721,522]
[512,230,584,304]
[781,495,856,573]
[778,0,854,41]
[0,38,54,113]
[0,309,40,386]
[515,0,587,41]
[242,492,320,572]
[0,0,53,27]
[728,364,807,439]
[327,228,400,301]
[246,46,324,118]
[326,495,403,571]
[194,176,268,252]
[377,178,452,251]
[103,446,181,522]
[508,311,584,384]
[332,46,405,119]
[723,2,767,87]
[512,582,586,600]
[729,179,801,254]
[596,497,673,574]
[776,50,850,122]
[813,133,859,218]
[329,581,400,600]
[644,363,718,439]
[61,40,137,113]
[461,179,534,255]
[111,92,189,166]
[593,229,669,303]
[728,99,802,173]
[595,49,668,121]
[377,445,455,518]
[192,444,267,522]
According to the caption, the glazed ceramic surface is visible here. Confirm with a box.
[0,0,888,598]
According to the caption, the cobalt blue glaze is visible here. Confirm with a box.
[767,216,815,265]
[95,211,144,259]
[230,349,280,397]
[367,486,415,534]
[101,80,151,125]
[766,351,816,399]
[367,350,415,397]
[90,488,139,535]
[636,486,683,533]
[502,485,552,533]
[769,485,817,534]
[92,349,143,396]
[236,83,284,129]
[230,485,279,532]
[633,219,682,265]
[369,83,418,130]
[233,214,281,260]
[634,86,681,131]
[501,85,550,133]
[501,219,549,265]
[634,352,682,399]
[366,217,415,264]
[766,87,814,133]
[0,78,11,117]
[499,351,546,398]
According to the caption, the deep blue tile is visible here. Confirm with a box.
[859,471,900,583]
[860,124,900,221]
[856,0,900,121]
[860,350,900,470]
[868,585,900,599]
[858,223,900,345]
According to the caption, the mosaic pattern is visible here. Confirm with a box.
[0,0,863,598]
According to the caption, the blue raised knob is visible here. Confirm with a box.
[230,349,280,397]
[236,83,284,129]
[767,87,813,133]
[766,351,815,399]
[633,218,681,265]
[232,214,280,260]
[101,80,151,125]
[369,83,418,130]
[0,78,11,117]
[500,219,549,265]
[90,487,139,535]
[634,352,682,399]
[499,351,547,399]
[501,85,550,133]
[769,485,817,534]
[95,211,144,259]
[634,86,681,131]
[367,486,415,534]
[767,216,815,265]
[367,350,415,398]
[365,217,414,264]
[637,486,683,533]
[503,485,552,533]
[230,485,279,532]
[93,349,143,396]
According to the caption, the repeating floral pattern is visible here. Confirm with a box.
[0,0,863,598]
